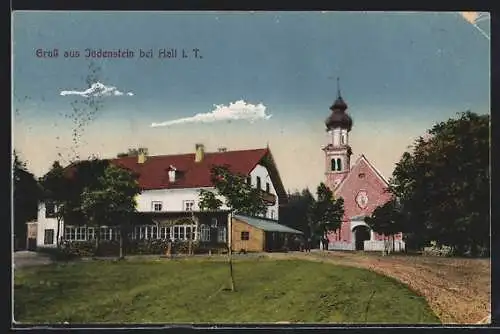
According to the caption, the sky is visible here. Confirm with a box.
[12,11,490,192]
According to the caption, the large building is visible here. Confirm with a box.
[323,85,405,252]
[33,145,303,252]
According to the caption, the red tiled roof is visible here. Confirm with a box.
[110,148,270,190]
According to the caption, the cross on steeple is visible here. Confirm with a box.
[336,77,342,99]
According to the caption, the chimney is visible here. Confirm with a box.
[218,147,227,152]
[138,151,147,164]
[195,143,205,162]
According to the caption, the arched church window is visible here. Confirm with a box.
[341,135,345,145]
[337,158,342,171]
[331,159,336,171]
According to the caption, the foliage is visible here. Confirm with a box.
[198,189,224,211]
[310,183,344,239]
[80,163,141,257]
[280,189,315,236]
[208,165,267,216]
[117,147,149,158]
[13,151,41,249]
[364,200,403,238]
[387,111,490,256]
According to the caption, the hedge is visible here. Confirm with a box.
[39,239,230,259]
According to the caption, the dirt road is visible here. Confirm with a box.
[266,251,490,325]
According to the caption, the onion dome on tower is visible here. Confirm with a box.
[325,78,353,132]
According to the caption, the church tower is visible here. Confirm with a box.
[323,78,353,191]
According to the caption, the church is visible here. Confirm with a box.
[322,83,405,252]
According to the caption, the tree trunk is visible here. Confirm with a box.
[392,234,395,253]
[119,227,124,259]
[228,246,235,291]
[56,217,61,249]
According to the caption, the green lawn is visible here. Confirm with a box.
[14,258,440,324]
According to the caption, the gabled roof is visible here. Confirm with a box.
[234,215,303,234]
[334,154,390,195]
[63,148,288,202]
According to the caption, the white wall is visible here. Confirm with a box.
[249,164,280,220]
[135,187,228,212]
[36,203,63,248]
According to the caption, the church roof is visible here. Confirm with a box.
[325,81,353,131]
[334,154,390,195]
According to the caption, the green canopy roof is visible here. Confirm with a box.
[234,215,304,234]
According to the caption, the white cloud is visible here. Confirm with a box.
[60,82,134,98]
[151,100,272,127]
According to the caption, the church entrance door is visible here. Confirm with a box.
[353,225,370,251]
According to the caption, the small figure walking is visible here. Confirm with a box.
[306,237,312,252]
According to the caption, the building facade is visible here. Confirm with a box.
[323,86,405,252]
[34,145,288,249]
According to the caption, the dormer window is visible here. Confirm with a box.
[168,165,177,183]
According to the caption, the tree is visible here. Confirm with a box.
[198,164,268,292]
[388,111,489,256]
[209,165,267,216]
[117,147,149,158]
[13,151,40,250]
[364,200,403,254]
[198,189,223,211]
[280,188,315,235]
[309,183,344,248]
[80,164,140,258]
[39,161,69,247]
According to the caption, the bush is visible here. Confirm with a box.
[38,239,230,260]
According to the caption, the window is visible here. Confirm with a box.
[336,158,342,171]
[270,210,275,219]
[179,226,186,240]
[256,176,261,190]
[87,227,96,240]
[139,226,148,239]
[75,227,86,241]
[151,226,158,239]
[358,173,365,179]
[65,227,75,240]
[173,226,180,240]
[44,229,54,245]
[241,231,250,241]
[100,227,114,241]
[200,224,210,242]
[160,226,168,239]
[341,134,345,145]
[218,226,227,242]
[152,201,163,212]
[331,159,336,171]
[247,176,251,185]
[210,217,218,228]
[266,182,270,193]
[45,202,56,218]
[184,200,195,211]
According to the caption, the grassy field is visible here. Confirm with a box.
[266,251,490,324]
[14,258,439,324]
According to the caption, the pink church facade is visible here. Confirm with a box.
[322,84,404,252]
